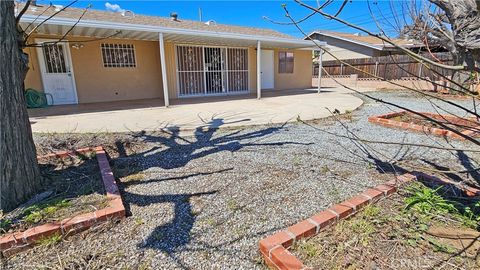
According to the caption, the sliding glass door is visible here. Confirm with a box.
[176,45,248,97]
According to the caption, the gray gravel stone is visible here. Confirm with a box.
[3,90,479,269]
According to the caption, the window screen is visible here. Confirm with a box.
[101,44,136,68]
[278,51,294,73]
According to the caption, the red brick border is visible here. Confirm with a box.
[0,147,125,256]
[414,172,480,197]
[258,172,478,270]
[368,111,480,139]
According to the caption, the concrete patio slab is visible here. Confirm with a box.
[28,88,364,134]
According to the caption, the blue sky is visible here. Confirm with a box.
[37,1,410,37]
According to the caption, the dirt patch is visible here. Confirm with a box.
[292,182,480,270]
[390,112,479,133]
[0,154,108,236]
[427,226,480,257]
[33,132,151,158]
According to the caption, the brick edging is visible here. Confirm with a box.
[259,171,479,270]
[414,172,480,197]
[259,173,416,270]
[0,147,125,256]
[368,111,480,139]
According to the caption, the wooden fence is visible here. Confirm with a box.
[313,53,453,80]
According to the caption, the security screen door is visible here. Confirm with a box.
[36,40,77,104]
[176,45,248,97]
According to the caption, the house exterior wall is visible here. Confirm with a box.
[273,49,312,90]
[248,47,257,93]
[24,46,44,91]
[25,35,164,104]
[24,35,313,104]
[165,42,178,99]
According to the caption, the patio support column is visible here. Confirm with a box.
[317,48,323,94]
[257,40,261,99]
[159,32,169,107]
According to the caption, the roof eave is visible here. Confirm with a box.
[306,31,385,51]
[21,14,325,48]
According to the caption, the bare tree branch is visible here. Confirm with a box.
[15,0,31,24]
[26,0,79,39]
[294,0,474,72]
[23,4,53,33]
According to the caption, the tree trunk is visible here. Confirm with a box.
[450,49,470,93]
[450,48,480,93]
[0,1,42,211]
[428,0,480,93]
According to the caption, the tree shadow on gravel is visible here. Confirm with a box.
[110,117,312,267]
[367,154,408,176]
[122,117,311,170]
[127,190,217,251]
[456,150,480,185]
[112,117,311,177]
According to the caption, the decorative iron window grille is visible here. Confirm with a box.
[101,44,136,68]
[42,44,67,73]
[176,45,248,96]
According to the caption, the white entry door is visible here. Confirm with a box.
[36,40,78,105]
[261,50,274,89]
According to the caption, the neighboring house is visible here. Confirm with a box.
[19,4,324,106]
[307,30,422,61]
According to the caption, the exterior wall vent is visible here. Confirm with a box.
[205,20,217,26]
[122,10,135,17]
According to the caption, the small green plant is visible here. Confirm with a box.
[123,173,146,182]
[234,225,249,236]
[151,231,163,241]
[227,199,240,211]
[320,165,329,174]
[23,199,71,225]
[427,237,456,253]
[362,205,381,218]
[77,152,91,161]
[292,155,301,166]
[327,186,340,200]
[405,184,457,215]
[0,218,12,232]
[349,219,375,246]
[134,217,145,226]
[460,202,480,228]
[37,233,62,247]
[203,217,215,226]
[297,241,320,258]
[191,208,201,216]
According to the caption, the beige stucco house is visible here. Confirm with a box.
[18,4,324,106]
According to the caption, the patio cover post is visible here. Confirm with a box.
[257,40,261,99]
[159,32,169,107]
[317,49,323,94]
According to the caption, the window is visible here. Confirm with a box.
[101,43,136,68]
[278,51,294,73]
[42,44,67,73]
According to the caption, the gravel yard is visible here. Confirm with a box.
[3,90,480,269]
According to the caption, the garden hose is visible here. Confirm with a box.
[25,88,52,108]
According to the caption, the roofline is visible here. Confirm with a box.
[21,14,326,48]
[306,30,390,51]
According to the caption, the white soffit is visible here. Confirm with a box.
[20,15,327,49]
